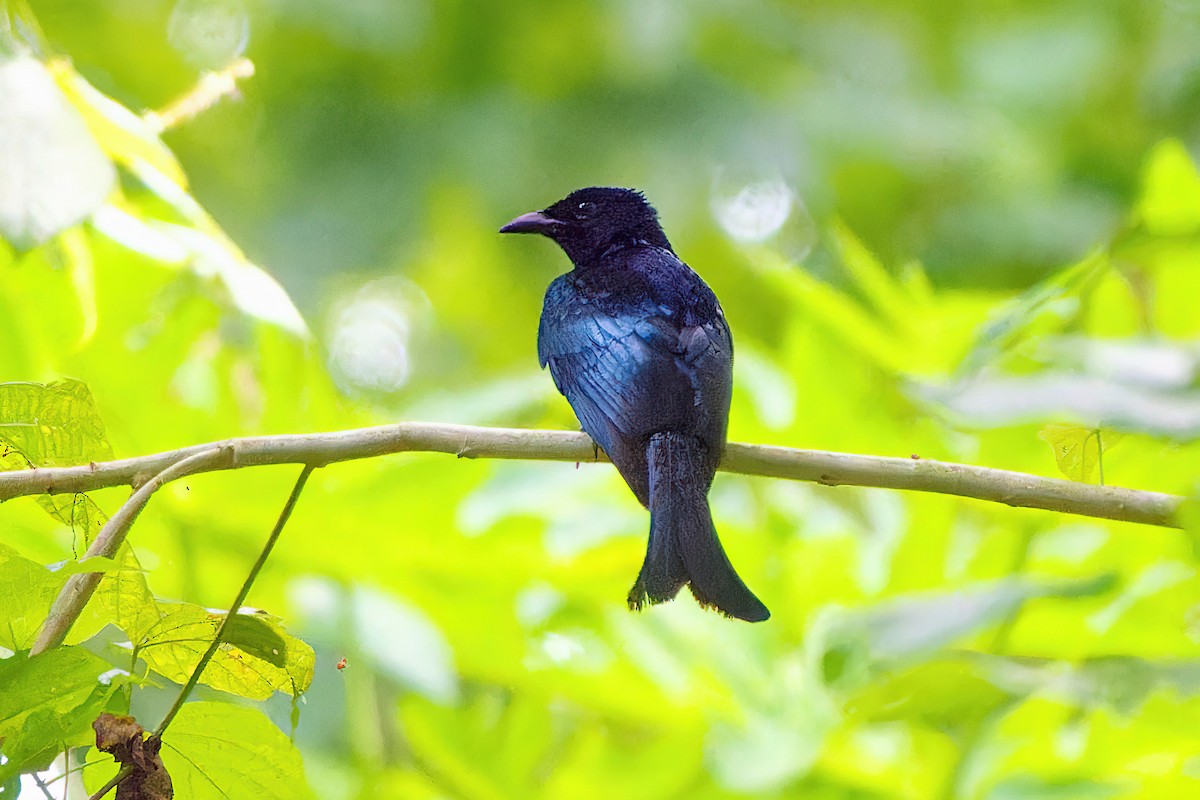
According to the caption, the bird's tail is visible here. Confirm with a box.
[627,432,770,622]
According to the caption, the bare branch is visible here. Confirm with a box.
[0,423,1183,532]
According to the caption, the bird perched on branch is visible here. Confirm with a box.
[500,187,769,622]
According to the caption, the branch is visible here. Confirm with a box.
[30,448,228,655]
[0,423,1183,529]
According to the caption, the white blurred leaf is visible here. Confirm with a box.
[921,373,1200,439]
[154,223,308,336]
[0,52,114,249]
[812,575,1116,690]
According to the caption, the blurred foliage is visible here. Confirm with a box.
[2,0,1200,798]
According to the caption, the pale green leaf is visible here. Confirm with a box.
[0,545,65,650]
[1038,424,1123,483]
[959,252,1108,375]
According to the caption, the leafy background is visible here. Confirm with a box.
[2,0,1200,797]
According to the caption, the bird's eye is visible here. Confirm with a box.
[577,202,591,212]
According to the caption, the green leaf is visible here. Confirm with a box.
[1037,425,1124,483]
[0,51,115,250]
[0,545,66,650]
[224,612,290,669]
[844,657,1015,729]
[0,379,113,466]
[830,219,922,334]
[159,702,314,800]
[0,647,124,780]
[753,248,912,374]
[136,602,314,700]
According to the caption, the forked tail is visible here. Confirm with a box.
[627,432,770,622]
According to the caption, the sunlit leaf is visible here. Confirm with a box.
[844,657,1014,728]
[136,602,314,700]
[157,702,314,800]
[921,372,1200,439]
[149,223,309,337]
[752,248,911,374]
[0,379,113,466]
[67,544,158,646]
[830,219,921,334]
[981,654,1200,716]
[985,776,1121,800]
[732,343,797,430]
[60,226,98,344]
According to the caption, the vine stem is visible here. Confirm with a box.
[152,464,315,738]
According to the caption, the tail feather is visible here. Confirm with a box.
[627,432,770,622]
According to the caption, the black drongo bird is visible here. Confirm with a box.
[500,187,770,622]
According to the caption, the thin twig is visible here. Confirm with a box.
[143,57,255,134]
[0,423,1182,528]
[31,772,54,800]
[153,465,315,738]
[30,448,228,655]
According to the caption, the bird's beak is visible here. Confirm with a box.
[499,210,560,234]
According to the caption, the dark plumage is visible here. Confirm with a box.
[500,187,769,622]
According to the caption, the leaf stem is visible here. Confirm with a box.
[152,464,315,738]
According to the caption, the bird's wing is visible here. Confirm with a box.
[538,297,730,456]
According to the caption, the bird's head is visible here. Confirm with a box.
[500,187,672,265]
